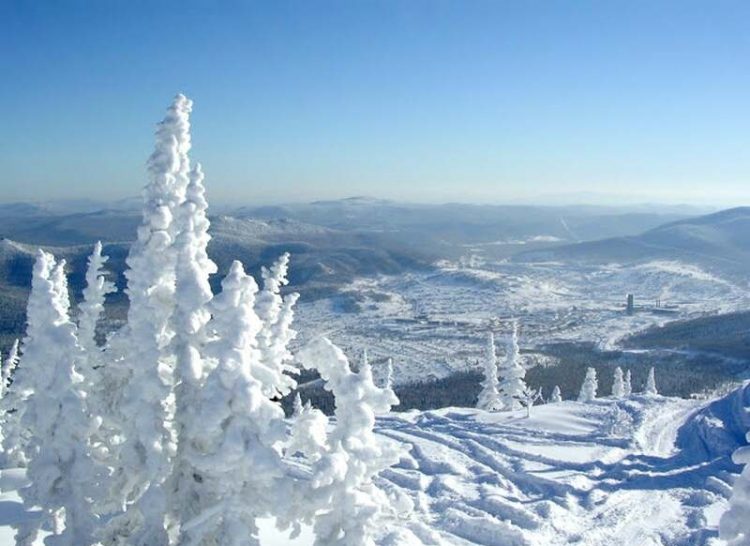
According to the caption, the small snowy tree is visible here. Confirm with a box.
[499,321,526,411]
[287,397,329,463]
[16,251,107,546]
[519,386,540,418]
[578,367,598,402]
[550,385,562,403]
[477,332,501,411]
[383,358,393,390]
[623,369,633,396]
[297,337,403,546]
[254,253,299,399]
[78,241,116,359]
[644,367,658,395]
[612,367,625,398]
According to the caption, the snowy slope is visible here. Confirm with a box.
[0,393,743,545]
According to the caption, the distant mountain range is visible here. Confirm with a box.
[515,207,750,280]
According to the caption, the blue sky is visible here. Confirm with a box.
[1,1,748,206]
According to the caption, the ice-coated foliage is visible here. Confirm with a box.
[297,337,403,546]
[477,332,501,411]
[644,367,658,395]
[499,321,526,411]
[16,251,106,546]
[578,367,598,402]
[720,430,750,545]
[288,397,329,462]
[0,339,25,467]
[550,385,562,403]
[612,367,625,399]
[624,370,633,397]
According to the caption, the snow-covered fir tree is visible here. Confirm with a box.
[499,321,526,411]
[612,367,625,398]
[104,94,194,546]
[297,337,403,546]
[383,358,393,390]
[288,395,329,463]
[0,339,25,467]
[1,339,19,396]
[77,241,116,359]
[181,260,288,546]
[623,369,633,396]
[550,385,562,403]
[477,332,501,411]
[15,251,107,546]
[578,367,598,402]
[644,367,658,395]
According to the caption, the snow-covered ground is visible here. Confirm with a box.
[0,394,741,545]
[295,260,750,385]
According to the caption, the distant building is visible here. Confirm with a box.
[626,294,634,315]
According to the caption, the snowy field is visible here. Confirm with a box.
[295,260,750,385]
[0,393,742,546]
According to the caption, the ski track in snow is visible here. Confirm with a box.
[0,397,737,545]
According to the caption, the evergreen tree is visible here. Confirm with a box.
[578,367,598,402]
[477,332,501,411]
[550,385,562,403]
[623,370,633,396]
[499,321,526,411]
[16,251,106,546]
[612,367,625,398]
[644,367,658,395]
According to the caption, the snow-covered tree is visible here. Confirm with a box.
[720,434,750,544]
[623,369,633,397]
[169,161,218,535]
[288,396,329,463]
[578,367,598,402]
[499,321,526,411]
[612,367,625,398]
[104,94,193,546]
[78,241,116,359]
[550,385,562,403]
[16,251,107,546]
[180,260,287,546]
[383,358,393,390]
[477,332,501,411]
[519,386,540,417]
[254,253,299,399]
[297,337,403,546]
[644,367,658,395]
[0,339,25,468]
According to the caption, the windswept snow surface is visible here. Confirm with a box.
[0,394,743,545]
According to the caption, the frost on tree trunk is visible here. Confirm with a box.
[499,321,526,411]
[297,337,405,546]
[477,332,501,411]
[611,367,625,398]
[578,367,598,402]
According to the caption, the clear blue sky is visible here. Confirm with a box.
[1,1,748,206]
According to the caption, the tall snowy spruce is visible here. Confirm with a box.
[15,252,106,546]
[611,367,625,398]
[477,332,501,411]
[578,367,598,402]
[105,94,194,546]
[499,321,526,411]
